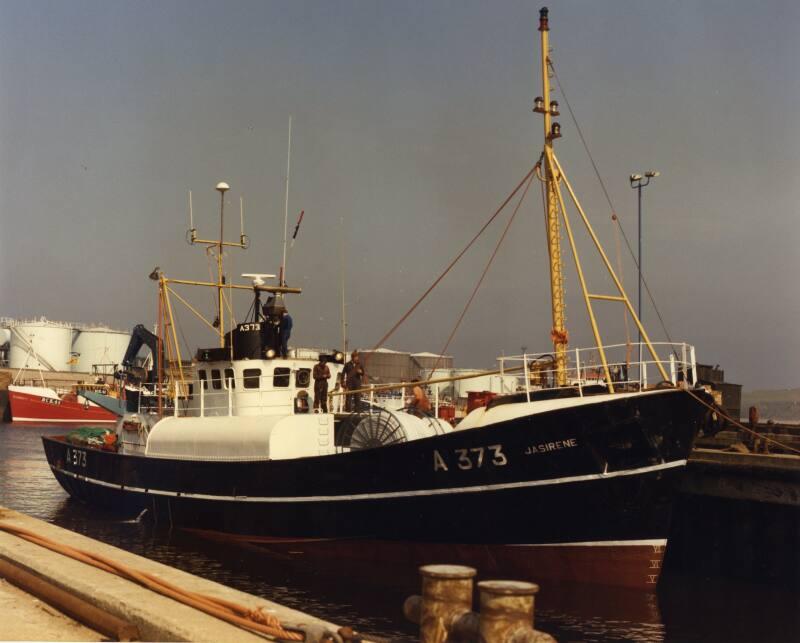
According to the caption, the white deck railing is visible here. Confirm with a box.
[131,341,697,419]
[499,342,697,401]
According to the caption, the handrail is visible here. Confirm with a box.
[147,340,697,419]
[340,341,697,397]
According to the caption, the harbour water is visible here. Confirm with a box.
[1,422,797,642]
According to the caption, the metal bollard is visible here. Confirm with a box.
[477,580,540,643]
[404,564,476,643]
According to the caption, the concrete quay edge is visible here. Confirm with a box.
[0,506,342,642]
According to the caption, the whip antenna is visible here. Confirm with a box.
[280,116,292,285]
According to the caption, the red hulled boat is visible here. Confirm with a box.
[8,384,117,424]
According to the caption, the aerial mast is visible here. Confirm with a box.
[216,182,229,346]
[280,116,292,286]
[188,182,248,348]
[535,7,568,386]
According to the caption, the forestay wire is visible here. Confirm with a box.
[368,164,538,357]
[428,170,537,378]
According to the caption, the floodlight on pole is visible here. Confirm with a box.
[629,170,659,369]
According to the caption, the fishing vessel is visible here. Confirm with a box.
[43,9,716,589]
[5,318,129,424]
[8,384,118,424]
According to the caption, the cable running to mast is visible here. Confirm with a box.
[548,59,678,353]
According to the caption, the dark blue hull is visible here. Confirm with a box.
[43,388,711,587]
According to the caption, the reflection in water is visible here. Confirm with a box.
[1,424,797,642]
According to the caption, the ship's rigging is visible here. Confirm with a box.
[367,7,671,392]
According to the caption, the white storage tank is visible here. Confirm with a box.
[8,319,74,371]
[412,352,453,371]
[420,367,458,398]
[71,326,131,373]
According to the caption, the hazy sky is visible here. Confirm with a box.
[1,1,798,390]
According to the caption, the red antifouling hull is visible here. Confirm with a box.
[186,532,667,590]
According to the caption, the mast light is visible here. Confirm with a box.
[216,181,230,193]
[549,122,562,139]
[550,101,560,116]
[645,170,660,178]
[539,7,549,32]
[533,96,546,113]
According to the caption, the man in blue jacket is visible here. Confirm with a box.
[279,310,293,358]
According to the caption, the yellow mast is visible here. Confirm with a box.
[536,7,568,386]
[532,7,670,389]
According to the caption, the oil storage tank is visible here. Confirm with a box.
[0,326,11,367]
[411,352,453,372]
[358,348,413,384]
[71,326,131,374]
[8,318,74,371]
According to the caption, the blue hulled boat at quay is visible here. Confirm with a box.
[43,8,717,589]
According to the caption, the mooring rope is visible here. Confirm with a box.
[0,522,304,640]
[686,389,800,456]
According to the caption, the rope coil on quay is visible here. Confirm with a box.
[0,521,307,641]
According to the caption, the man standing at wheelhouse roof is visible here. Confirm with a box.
[343,351,367,412]
[279,309,293,357]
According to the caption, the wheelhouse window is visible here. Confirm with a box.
[211,369,222,390]
[224,368,235,389]
[199,370,208,390]
[273,367,291,388]
[243,368,261,389]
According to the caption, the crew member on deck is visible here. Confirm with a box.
[408,379,432,414]
[313,357,331,413]
[279,309,293,358]
[261,296,281,355]
[330,373,343,413]
[343,351,367,412]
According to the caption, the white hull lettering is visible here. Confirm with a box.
[65,448,87,468]
[435,444,507,472]
[433,450,449,472]
[524,438,577,455]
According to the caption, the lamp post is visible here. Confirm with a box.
[629,170,659,368]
